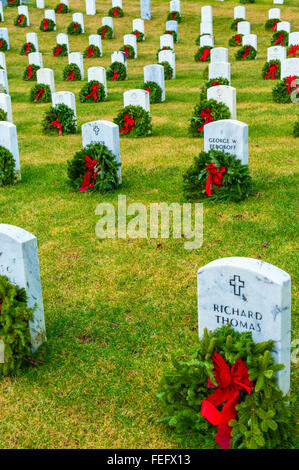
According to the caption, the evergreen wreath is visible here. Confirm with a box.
[231,18,245,31]
[97,25,113,39]
[236,45,257,60]
[67,143,120,193]
[23,64,40,81]
[83,45,101,58]
[200,77,230,101]
[14,14,27,27]
[30,84,51,103]
[189,99,231,138]
[0,108,7,121]
[157,325,295,449]
[42,103,76,135]
[79,80,106,103]
[143,81,162,103]
[287,45,299,58]
[108,6,124,18]
[167,11,182,23]
[132,30,144,42]
[272,76,299,103]
[195,34,211,46]
[40,18,55,32]
[53,43,68,57]
[0,38,8,51]
[0,146,16,186]
[113,105,152,138]
[271,30,289,47]
[20,42,36,56]
[120,44,135,59]
[239,0,255,3]
[262,60,281,80]
[164,29,177,43]
[156,46,173,59]
[195,46,212,63]
[265,19,280,32]
[55,3,69,13]
[63,63,82,81]
[0,276,35,377]
[160,61,173,80]
[229,34,243,47]
[67,21,83,35]
[293,117,299,138]
[7,0,21,6]
[107,61,127,81]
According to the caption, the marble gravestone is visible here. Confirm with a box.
[140,0,151,20]
[0,69,8,94]
[144,64,165,102]
[45,10,56,30]
[281,58,299,79]
[210,47,228,63]
[200,35,214,48]
[274,0,284,4]
[0,28,9,50]
[170,0,181,14]
[0,224,47,352]
[102,17,114,36]
[242,34,258,53]
[56,33,69,54]
[207,85,237,120]
[52,91,76,121]
[18,5,30,26]
[111,51,127,70]
[73,12,84,33]
[267,45,286,62]
[81,121,121,182]
[204,119,248,165]
[28,51,43,68]
[200,22,213,36]
[0,93,13,122]
[277,21,291,34]
[160,34,174,50]
[158,49,175,79]
[289,33,299,47]
[123,34,137,58]
[197,257,291,395]
[36,0,45,8]
[26,32,38,51]
[234,6,246,20]
[89,35,102,56]
[208,62,231,84]
[112,0,122,7]
[0,4,4,22]
[123,89,150,113]
[133,19,145,39]
[0,122,20,177]
[68,52,84,79]
[201,5,212,23]
[0,52,6,71]
[87,66,107,97]
[237,21,250,36]
[37,68,55,94]
[268,8,280,19]
[166,20,178,43]
[86,0,96,15]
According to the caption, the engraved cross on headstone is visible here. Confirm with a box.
[229,275,245,296]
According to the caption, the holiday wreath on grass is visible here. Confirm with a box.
[272,75,299,103]
[40,18,55,32]
[143,81,162,103]
[63,63,82,81]
[0,38,8,51]
[236,45,257,60]
[164,29,177,43]
[195,46,212,63]
[200,77,230,101]
[67,22,83,35]
[0,146,16,187]
[7,0,21,6]
[159,61,173,80]
[53,43,68,56]
[83,45,101,58]
[120,44,135,59]
[183,150,251,202]
[79,80,106,103]
[229,34,243,47]
[271,30,289,47]
[23,64,40,81]
[42,103,76,135]
[132,30,144,42]
[107,61,127,81]
[97,25,113,39]
[262,60,281,80]
[189,99,231,138]
[14,14,27,27]
[108,6,124,18]
[55,3,69,13]
[67,143,120,193]
[157,325,295,449]
[20,42,36,55]
[167,11,182,23]
[231,18,245,31]
[287,45,299,58]
[239,0,255,4]
[30,84,51,103]
[265,19,280,31]
[114,105,152,138]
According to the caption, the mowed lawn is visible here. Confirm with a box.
[0,0,298,449]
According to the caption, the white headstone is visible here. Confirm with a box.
[281,58,299,79]
[112,0,122,7]
[144,64,165,102]
[207,85,236,120]
[268,8,280,19]
[86,0,96,15]
[89,35,102,56]
[166,20,178,43]
[111,51,127,70]
[158,49,175,79]
[123,34,137,58]
[0,224,47,352]
[204,119,248,165]
[0,69,8,94]
[0,52,6,71]
[160,34,174,49]
[0,122,20,174]
[68,52,84,79]
[267,45,286,62]
[26,32,38,51]
[36,0,45,8]
[133,18,145,35]
[208,62,231,84]
[36,68,55,94]
[237,21,250,36]
[18,5,29,25]
[201,5,212,23]
[45,10,56,30]
[277,21,291,34]
[28,52,43,68]
[0,28,9,50]
[81,120,121,182]
[72,12,84,33]
[289,32,299,47]
[234,6,246,20]
[200,35,214,48]
[242,34,257,52]
[102,16,113,30]
[200,22,213,36]
[56,33,69,53]
[0,93,13,122]
[273,0,284,4]
[197,257,291,395]
[124,89,150,113]
[52,91,76,120]
[170,0,180,13]
[0,4,4,22]
[140,0,151,20]
[87,66,107,97]
[210,47,228,63]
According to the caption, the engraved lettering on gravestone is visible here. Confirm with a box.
[229,275,245,297]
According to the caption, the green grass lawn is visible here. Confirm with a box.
[0,0,298,449]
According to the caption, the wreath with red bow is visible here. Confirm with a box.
[53,43,68,57]
[107,61,127,81]
[97,25,113,39]
[239,0,255,3]
[114,105,152,138]
[7,0,21,6]
[29,84,51,103]
[20,42,36,56]
[108,6,124,18]
[167,11,182,23]
[0,147,16,187]
[119,44,135,59]
[39,18,55,32]
[265,18,280,31]
[55,3,69,13]
[287,45,299,58]
[194,46,213,63]
[200,77,230,101]
[143,81,162,103]
[157,325,295,449]
[236,45,257,60]
[189,99,231,138]
[83,45,101,58]
[229,34,243,47]
[42,103,76,136]
[79,80,106,103]
[164,29,177,43]
[273,75,299,103]
[67,143,120,193]
[132,30,144,42]
[23,64,40,81]
[67,21,83,35]
[271,30,289,47]
[262,60,281,80]
[0,38,8,51]
[159,61,173,80]
[63,63,82,81]
[14,14,27,27]
[156,46,173,59]
[231,18,245,31]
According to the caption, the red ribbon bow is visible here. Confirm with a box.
[27,65,33,79]
[199,48,210,62]
[285,75,299,94]
[134,31,141,38]
[146,87,151,93]
[120,114,135,135]
[212,81,220,86]
[0,41,2,48]
[200,351,253,449]
[66,69,74,81]
[79,155,101,192]
[242,46,251,59]
[113,8,118,16]
[197,108,214,133]
[25,43,31,55]
[264,63,278,80]
[124,46,130,58]
[74,23,79,31]
[84,83,99,102]
[234,34,241,45]
[9,0,15,3]
[51,120,62,135]
[34,88,45,102]
[112,69,119,81]
[86,47,95,58]
[172,12,176,20]
[43,19,49,30]
[271,20,279,31]
[205,162,226,195]
[54,45,62,56]
[274,33,284,46]
[57,3,63,12]
[101,28,107,38]
[288,45,299,57]
[18,14,25,24]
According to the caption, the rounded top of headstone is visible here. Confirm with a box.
[0,224,35,243]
